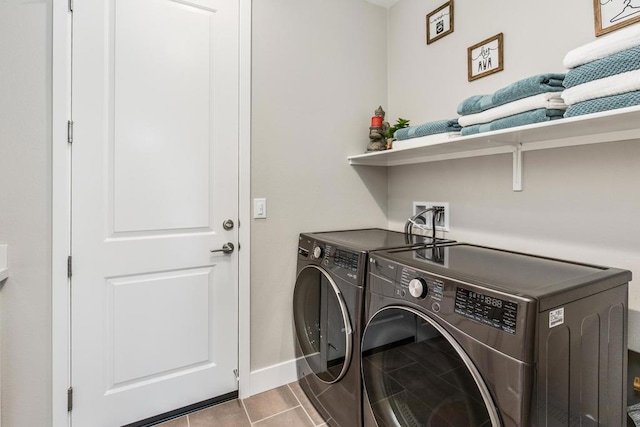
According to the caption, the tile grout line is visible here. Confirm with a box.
[248,405,302,425]
[287,383,318,426]
[239,397,253,425]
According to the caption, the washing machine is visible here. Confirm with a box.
[362,243,631,427]
[293,229,452,427]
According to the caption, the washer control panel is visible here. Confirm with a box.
[454,287,518,334]
[368,257,521,332]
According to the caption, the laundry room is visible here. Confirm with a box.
[1,0,640,426]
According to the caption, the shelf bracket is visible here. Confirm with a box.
[512,143,523,192]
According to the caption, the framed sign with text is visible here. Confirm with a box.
[467,33,503,82]
[426,1,454,45]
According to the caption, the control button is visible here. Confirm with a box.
[408,278,428,299]
[313,246,323,259]
[432,302,440,313]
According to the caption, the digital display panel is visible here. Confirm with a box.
[454,287,518,334]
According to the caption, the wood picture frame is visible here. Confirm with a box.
[467,33,504,82]
[594,0,640,37]
[426,1,454,45]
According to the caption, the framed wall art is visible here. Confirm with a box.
[594,0,640,36]
[467,33,503,82]
[426,1,454,44]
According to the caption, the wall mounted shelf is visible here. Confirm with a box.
[348,105,640,191]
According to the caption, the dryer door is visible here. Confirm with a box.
[293,265,353,384]
[361,306,501,427]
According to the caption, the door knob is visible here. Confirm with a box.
[223,219,234,230]
[211,242,235,254]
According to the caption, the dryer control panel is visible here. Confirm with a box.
[298,234,365,286]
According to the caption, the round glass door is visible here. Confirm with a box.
[293,265,352,384]
[361,307,501,427]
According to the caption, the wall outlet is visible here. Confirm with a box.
[412,201,450,232]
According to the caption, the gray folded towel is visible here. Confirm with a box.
[460,109,565,136]
[564,45,640,88]
[393,119,461,140]
[457,73,565,115]
[564,90,640,118]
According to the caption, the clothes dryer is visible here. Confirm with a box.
[293,229,451,427]
[362,243,631,427]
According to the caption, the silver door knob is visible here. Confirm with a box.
[211,242,235,254]
[223,219,234,230]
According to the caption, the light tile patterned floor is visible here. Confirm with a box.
[155,382,328,427]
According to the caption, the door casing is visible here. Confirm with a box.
[51,1,252,425]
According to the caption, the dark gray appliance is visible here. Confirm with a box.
[362,243,631,427]
[293,229,451,427]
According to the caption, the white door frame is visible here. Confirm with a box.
[51,1,252,425]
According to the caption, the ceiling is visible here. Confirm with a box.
[365,0,399,8]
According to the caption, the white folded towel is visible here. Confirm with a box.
[563,24,640,69]
[561,69,640,105]
[458,92,567,127]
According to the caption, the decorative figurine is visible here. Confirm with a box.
[367,106,391,152]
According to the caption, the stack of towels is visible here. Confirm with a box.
[562,24,640,118]
[457,74,567,136]
[393,119,461,147]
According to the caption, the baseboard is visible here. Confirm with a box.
[247,358,298,397]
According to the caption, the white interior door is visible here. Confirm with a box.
[71,0,239,425]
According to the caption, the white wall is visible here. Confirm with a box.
[0,0,53,426]
[251,0,389,372]
[386,1,640,348]
[387,0,593,121]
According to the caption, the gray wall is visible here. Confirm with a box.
[251,0,389,370]
[0,0,53,426]
[1,0,638,423]
[386,1,640,348]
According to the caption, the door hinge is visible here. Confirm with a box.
[68,0,73,12]
[67,256,72,278]
[67,120,73,143]
[67,387,73,412]
[233,369,239,382]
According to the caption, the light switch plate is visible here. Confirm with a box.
[254,198,267,219]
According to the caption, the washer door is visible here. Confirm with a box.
[293,265,353,384]
[361,306,501,427]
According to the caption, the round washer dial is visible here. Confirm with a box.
[408,278,428,299]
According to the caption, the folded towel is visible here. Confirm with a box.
[393,119,461,140]
[563,23,640,69]
[458,92,567,127]
[460,109,565,136]
[564,45,640,88]
[561,69,640,105]
[457,73,565,115]
[564,90,640,118]
[393,132,460,150]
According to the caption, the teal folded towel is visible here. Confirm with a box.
[393,119,461,140]
[460,109,565,136]
[457,74,565,115]
[564,90,640,118]
[564,45,640,88]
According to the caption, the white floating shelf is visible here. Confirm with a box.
[348,105,640,190]
[0,244,7,282]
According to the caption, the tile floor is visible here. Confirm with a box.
[155,382,328,427]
